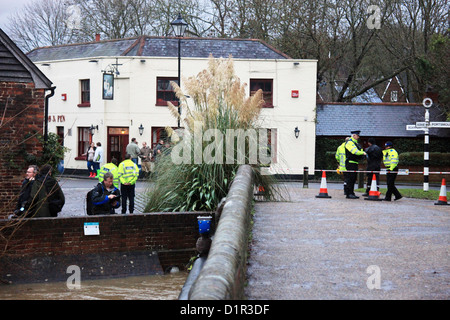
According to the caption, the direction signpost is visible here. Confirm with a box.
[406,98,450,191]
[406,125,427,131]
[415,121,450,128]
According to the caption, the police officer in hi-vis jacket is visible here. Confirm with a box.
[344,130,366,199]
[382,141,402,201]
[118,153,139,214]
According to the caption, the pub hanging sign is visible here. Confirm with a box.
[102,72,114,100]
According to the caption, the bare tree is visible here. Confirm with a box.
[7,0,78,52]
[6,0,447,106]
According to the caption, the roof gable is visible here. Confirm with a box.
[0,28,52,89]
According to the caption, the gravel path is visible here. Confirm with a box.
[245,187,450,300]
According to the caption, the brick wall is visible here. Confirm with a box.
[0,81,45,218]
[0,212,207,284]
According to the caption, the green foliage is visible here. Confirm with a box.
[38,133,69,175]
[3,132,69,175]
[145,156,237,212]
[421,34,450,120]
[315,138,343,178]
[356,188,446,201]
[3,131,38,171]
[399,152,450,166]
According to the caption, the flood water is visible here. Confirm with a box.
[0,272,188,300]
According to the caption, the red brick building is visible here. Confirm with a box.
[380,76,409,103]
[0,28,53,218]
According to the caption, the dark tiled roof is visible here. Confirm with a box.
[27,36,290,62]
[0,28,52,88]
[316,103,450,138]
[27,38,139,61]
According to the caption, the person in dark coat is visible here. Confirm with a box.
[37,164,65,217]
[91,172,121,215]
[363,138,383,196]
[14,165,50,218]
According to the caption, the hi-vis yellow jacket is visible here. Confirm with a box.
[117,159,139,185]
[382,148,399,171]
[98,163,119,188]
[335,142,347,171]
[345,137,365,164]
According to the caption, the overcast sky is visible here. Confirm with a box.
[0,0,35,31]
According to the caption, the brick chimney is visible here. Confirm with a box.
[95,34,101,42]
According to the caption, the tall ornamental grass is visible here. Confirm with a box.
[144,55,283,212]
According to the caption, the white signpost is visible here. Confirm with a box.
[415,121,450,128]
[406,125,427,131]
[406,98,450,191]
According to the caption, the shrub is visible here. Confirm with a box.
[399,152,450,166]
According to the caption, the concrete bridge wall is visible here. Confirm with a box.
[188,165,254,300]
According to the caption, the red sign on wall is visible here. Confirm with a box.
[291,90,299,98]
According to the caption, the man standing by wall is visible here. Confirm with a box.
[345,130,366,199]
[14,165,50,218]
[93,142,104,177]
[118,154,139,214]
[126,138,141,166]
[139,141,152,179]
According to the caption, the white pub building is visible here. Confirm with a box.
[27,36,317,176]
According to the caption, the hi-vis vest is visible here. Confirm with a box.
[335,142,347,171]
[345,137,364,164]
[382,148,399,171]
[98,163,119,188]
[118,159,139,185]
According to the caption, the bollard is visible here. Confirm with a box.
[358,171,364,189]
[303,167,309,188]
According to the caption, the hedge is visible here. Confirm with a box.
[315,137,450,175]
[399,152,450,166]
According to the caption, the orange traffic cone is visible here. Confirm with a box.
[316,171,332,198]
[364,174,381,201]
[435,178,449,205]
[254,185,265,201]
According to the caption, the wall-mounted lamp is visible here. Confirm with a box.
[89,124,98,135]
[89,59,99,63]
[294,127,300,139]
[41,63,50,66]
[293,62,300,66]
[138,123,144,136]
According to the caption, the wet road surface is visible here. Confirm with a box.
[245,186,449,300]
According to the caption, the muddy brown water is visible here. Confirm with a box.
[0,272,188,300]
